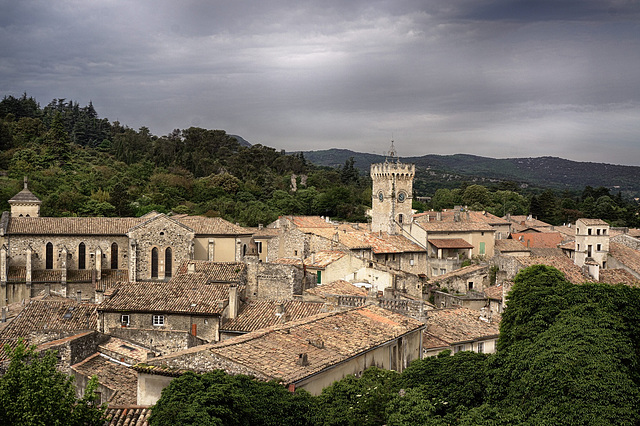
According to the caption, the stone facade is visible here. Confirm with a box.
[370,146,415,234]
[107,327,207,356]
[245,257,306,299]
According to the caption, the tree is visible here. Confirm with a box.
[0,340,105,425]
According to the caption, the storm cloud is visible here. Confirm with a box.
[1,0,639,164]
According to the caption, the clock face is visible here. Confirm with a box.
[398,192,406,202]
[378,192,384,202]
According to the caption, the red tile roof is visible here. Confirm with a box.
[71,353,138,405]
[222,300,326,333]
[609,242,640,275]
[423,307,499,349]
[510,232,564,248]
[428,238,474,249]
[104,407,151,426]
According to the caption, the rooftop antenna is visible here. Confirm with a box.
[386,139,398,163]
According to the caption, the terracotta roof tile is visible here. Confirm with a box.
[6,217,143,235]
[148,305,425,384]
[0,299,97,340]
[8,187,41,204]
[423,307,499,347]
[516,256,593,284]
[416,221,495,233]
[303,251,346,268]
[175,261,246,282]
[222,300,326,333]
[98,278,238,315]
[576,218,609,226]
[305,280,369,297]
[104,406,151,426]
[510,232,564,248]
[288,216,335,228]
[495,239,531,253]
[609,242,640,275]
[430,264,488,283]
[71,353,137,405]
[300,224,424,253]
[173,216,250,235]
[428,238,474,249]
[483,285,504,301]
[272,258,304,266]
[599,269,640,287]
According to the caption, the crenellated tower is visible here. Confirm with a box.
[370,142,415,234]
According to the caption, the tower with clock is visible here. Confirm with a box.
[370,141,415,234]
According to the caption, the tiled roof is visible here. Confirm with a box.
[5,217,144,235]
[222,300,326,333]
[599,269,640,287]
[576,218,609,226]
[495,239,531,253]
[416,221,495,233]
[6,267,129,287]
[609,242,640,275]
[510,232,564,249]
[289,216,335,228]
[175,261,246,282]
[305,280,369,297]
[516,256,593,284]
[0,299,97,340]
[483,285,504,301]
[173,215,250,235]
[99,337,151,364]
[147,305,425,384]
[558,240,575,250]
[430,264,488,283]
[528,247,565,257]
[428,238,474,249]
[300,224,424,253]
[552,225,575,238]
[628,229,640,238]
[71,353,138,405]
[272,258,304,266]
[423,307,499,348]
[303,251,346,268]
[507,216,553,228]
[104,406,151,426]
[9,187,41,204]
[415,210,510,226]
[98,278,237,315]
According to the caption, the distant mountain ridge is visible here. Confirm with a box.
[300,149,640,196]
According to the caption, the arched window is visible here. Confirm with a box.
[151,248,158,278]
[46,242,53,269]
[78,243,86,269]
[111,242,118,269]
[243,244,247,257]
[165,247,172,278]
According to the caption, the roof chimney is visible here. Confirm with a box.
[275,303,286,323]
[188,262,196,273]
[297,353,309,366]
[76,291,82,303]
[228,284,238,319]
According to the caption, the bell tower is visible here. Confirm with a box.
[370,142,414,234]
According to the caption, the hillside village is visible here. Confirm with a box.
[2,144,640,423]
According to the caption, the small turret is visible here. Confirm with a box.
[8,177,41,218]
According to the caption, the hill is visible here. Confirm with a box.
[301,149,640,197]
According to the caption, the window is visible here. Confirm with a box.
[479,242,485,255]
[454,345,462,353]
[577,244,580,251]
[316,270,322,284]
[597,244,602,251]
[151,247,158,278]
[398,214,404,223]
[121,314,130,326]
[257,241,263,254]
[152,315,165,326]
[596,229,601,235]
[111,242,118,269]
[477,342,484,353]
[588,228,592,235]
[78,243,86,269]
[165,247,172,278]
[468,281,474,291]
[46,242,53,269]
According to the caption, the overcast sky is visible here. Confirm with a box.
[1,1,639,165]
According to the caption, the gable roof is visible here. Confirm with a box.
[415,220,495,233]
[515,255,593,284]
[423,307,499,349]
[221,300,326,333]
[430,264,488,283]
[71,353,138,405]
[609,242,640,275]
[175,261,246,282]
[576,218,609,227]
[305,280,369,298]
[495,239,532,253]
[173,215,250,235]
[5,217,144,235]
[428,238,474,249]
[510,232,564,249]
[303,251,347,268]
[98,278,237,315]
[142,305,425,385]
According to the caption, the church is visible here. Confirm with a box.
[0,178,253,307]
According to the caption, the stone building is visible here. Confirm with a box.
[0,185,253,307]
[370,142,415,234]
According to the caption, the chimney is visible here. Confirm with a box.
[228,284,238,319]
[276,303,286,323]
[76,291,82,303]
[297,353,309,366]
[258,224,263,230]
[506,213,511,221]
[436,212,442,221]
[188,262,196,273]
[1,307,6,323]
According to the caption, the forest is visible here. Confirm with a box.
[0,93,638,228]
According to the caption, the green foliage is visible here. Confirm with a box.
[149,371,315,426]
[0,340,105,425]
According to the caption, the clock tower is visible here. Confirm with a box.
[370,142,415,234]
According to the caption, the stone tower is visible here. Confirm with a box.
[370,142,415,234]
[8,177,41,218]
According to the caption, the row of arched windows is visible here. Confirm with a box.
[44,242,120,270]
[150,247,172,278]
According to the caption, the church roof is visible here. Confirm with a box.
[8,187,41,204]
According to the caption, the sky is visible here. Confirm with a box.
[1,1,640,165]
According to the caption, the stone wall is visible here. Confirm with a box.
[41,331,109,375]
[245,259,305,299]
[612,233,640,251]
[107,327,208,356]
[128,215,195,281]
